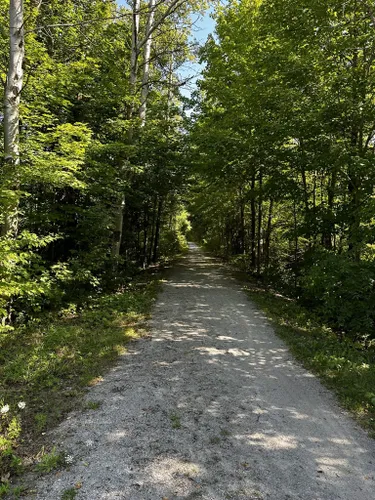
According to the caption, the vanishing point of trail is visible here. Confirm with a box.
[29,245,375,499]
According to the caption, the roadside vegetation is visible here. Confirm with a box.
[242,277,375,435]
[0,0,194,492]
[3,0,375,494]
[0,275,160,496]
[188,0,375,437]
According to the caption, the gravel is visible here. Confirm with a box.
[25,244,375,500]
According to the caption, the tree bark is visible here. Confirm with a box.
[322,167,337,250]
[239,186,245,254]
[111,195,125,259]
[2,0,24,237]
[256,170,263,275]
[264,199,273,269]
[152,197,163,263]
[111,0,140,259]
[139,0,156,125]
[142,210,149,268]
[250,173,256,269]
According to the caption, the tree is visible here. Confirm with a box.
[2,0,24,236]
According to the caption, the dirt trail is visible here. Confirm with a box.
[27,244,375,499]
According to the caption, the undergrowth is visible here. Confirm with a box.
[0,275,160,493]
[243,279,375,435]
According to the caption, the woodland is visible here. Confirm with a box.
[1,0,375,492]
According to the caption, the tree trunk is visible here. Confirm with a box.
[347,47,361,261]
[239,187,245,254]
[322,167,337,250]
[148,195,158,263]
[111,195,125,259]
[250,173,256,269]
[256,170,263,275]
[139,0,156,125]
[2,0,24,237]
[129,0,140,123]
[111,0,140,259]
[152,198,163,263]
[142,210,149,268]
[293,199,299,289]
[264,199,273,269]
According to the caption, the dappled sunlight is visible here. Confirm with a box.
[106,430,130,443]
[32,245,375,500]
[247,432,298,450]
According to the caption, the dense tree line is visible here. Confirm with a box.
[3,0,375,341]
[0,0,204,324]
[190,0,375,340]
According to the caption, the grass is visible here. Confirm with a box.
[84,400,102,410]
[170,412,182,429]
[34,448,64,473]
[0,276,161,482]
[61,488,78,500]
[243,278,375,435]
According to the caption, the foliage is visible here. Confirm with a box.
[0,0,200,326]
[301,253,375,339]
[189,0,375,340]
[0,0,205,489]
[34,448,64,474]
[0,275,160,485]
[61,489,78,500]
[0,402,24,486]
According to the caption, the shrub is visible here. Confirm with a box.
[300,252,375,339]
[0,401,25,485]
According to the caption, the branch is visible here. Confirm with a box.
[26,12,134,34]
[365,2,375,25]
[137,0,191,51]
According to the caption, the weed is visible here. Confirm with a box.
[34,413,47,433]
[1,485,26,499]
[34,448,64,473]
[209,436,221,445]
[0,484,9,498]
[85,400,102,410]
[61,488,77,500]
[170,413,181,429]
[0,402,24,487]
[0,277,160,484]
[220,428,231,437]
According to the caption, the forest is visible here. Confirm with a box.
[1,0,375,493]
[190,0,375,341]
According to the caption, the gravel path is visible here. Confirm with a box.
[27,244,375,500]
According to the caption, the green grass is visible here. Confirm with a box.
[0,277,160,467]
[34,448,64,473]
[243,279,375,435]
[84,400,102,410]
[170,412,182,429]
[61,489,78,500]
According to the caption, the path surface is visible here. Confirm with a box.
[27,245,375,500]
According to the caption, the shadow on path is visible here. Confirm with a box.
[29,244,375,500]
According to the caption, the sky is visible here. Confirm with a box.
[116,1,217,97]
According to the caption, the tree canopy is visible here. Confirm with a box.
[189,0,375,339]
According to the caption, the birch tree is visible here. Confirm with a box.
[139,0,156,126]
[111,0,204,258]
[2,0,24,237]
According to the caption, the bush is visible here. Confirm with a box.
[0,231,108,326]
[0,401,25,485]
[300,252,375,339]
